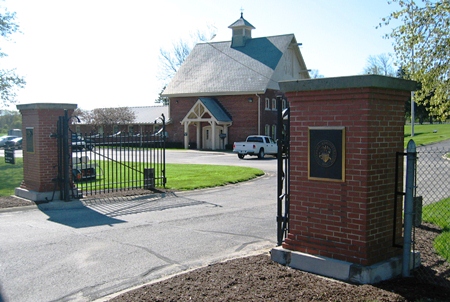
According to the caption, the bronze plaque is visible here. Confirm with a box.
[308,127,345,182]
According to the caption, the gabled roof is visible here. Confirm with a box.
[198,98,232,122]
[181,98,232,124]
[162,34,307,98]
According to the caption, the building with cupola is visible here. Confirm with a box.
[162,13,310,150]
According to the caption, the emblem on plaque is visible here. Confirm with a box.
[314,140,337,168]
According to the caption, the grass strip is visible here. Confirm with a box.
[0,159,263,196]
[422,197,450,262]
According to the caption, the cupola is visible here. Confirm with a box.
[228,13,255,48]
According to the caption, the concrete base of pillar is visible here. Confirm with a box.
[271,246,421,284]
[15,187,60,202]
[15,187,81,202]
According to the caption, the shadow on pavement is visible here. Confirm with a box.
[37,200,126,228]
[35,192,216,228]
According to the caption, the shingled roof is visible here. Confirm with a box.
[162,34,307,98]
[130,106,168,124]
[198,97,232,123]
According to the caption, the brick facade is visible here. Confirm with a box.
[280,76,416,266]
[167,89,282,148]
[17,103,76,195]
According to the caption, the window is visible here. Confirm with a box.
[282,99,287,110]
[272,125,277,140]
[247,136,263,143]
[265,98,270,110]
[128,126,134,135]
[272,99,277,111]
[265,124,270,136]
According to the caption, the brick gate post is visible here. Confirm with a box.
[15,103,77,202]
[271,75,418,284]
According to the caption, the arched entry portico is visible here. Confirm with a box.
[181,98,232,150]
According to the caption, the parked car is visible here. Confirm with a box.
[0,135,19,148]
[4,137,22,149]
[7,129,22,137]
[232,135,278,159]
[71,133,95,152]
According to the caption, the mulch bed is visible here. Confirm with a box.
[108,248,449,302]
[1,196,449,301]
[0,195,35,208]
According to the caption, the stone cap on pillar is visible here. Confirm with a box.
[279,74,418,93]
[16,103,77,111]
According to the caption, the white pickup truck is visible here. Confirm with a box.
[232,135,278,159]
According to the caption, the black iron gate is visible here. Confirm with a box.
[276,96,290,246]
[56,111,166,200]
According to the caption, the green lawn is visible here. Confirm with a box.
[422,197,450,262]
[0,158,23,196]
[404,123,450,147]
[164,164,264,190]
[0,159,264,196]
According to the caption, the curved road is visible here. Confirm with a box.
[415,140,450,205]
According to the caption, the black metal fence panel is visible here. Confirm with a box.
[413,145,450,289]
[70,132,166,197]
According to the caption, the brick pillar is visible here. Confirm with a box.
[15,103,77,202]
[271,75,418,284]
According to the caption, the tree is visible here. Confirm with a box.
[0,2,26,108]
[156,26,217,104]
[309,69,324,79]
[0,109,21,133]
[382,0,450,121]
[362,53,396,76]
[155,86,169,106]
[74,107,136,132]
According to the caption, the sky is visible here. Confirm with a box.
[2,0,400,110]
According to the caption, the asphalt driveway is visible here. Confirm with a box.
[0,150,278,302]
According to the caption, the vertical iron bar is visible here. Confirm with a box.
[283,106,290,240]
[393,151,402,247]
[57,117,64,199]
[62,110,70,201]
[276,96,283,246]
[162,114,166,188]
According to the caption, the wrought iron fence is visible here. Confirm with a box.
[70,131,166,198]
[413,144,450,288]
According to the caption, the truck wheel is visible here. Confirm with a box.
[238,154,244,159]
[258,148,265,159]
